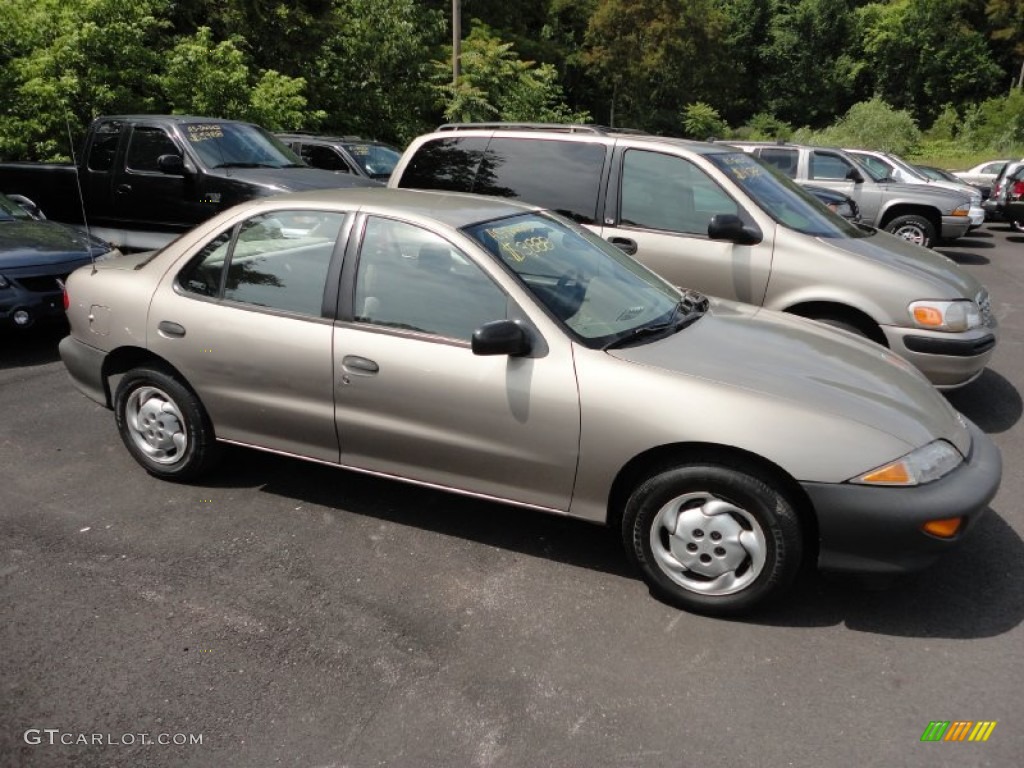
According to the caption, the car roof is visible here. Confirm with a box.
[276,133,393,145]
[257,187,539,228]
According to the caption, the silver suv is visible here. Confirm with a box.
[58,188,1001,615]
[390,124,996,388]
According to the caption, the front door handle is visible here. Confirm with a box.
[157,320,186,338]
[342,355,379,374]
[608,236,638,255]
[116,183,132,195]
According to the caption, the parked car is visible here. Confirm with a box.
[804,184,861,222]
[916,164,990,201]
[391,124,996,388]
[276,133,402,181]
[984,161,1024,227]
[843,149,985,230]
[0,115,380,251]
[59,187,1001,615]
[954,159,1011,192]
[0,192,115,330]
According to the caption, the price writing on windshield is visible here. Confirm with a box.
[186,124,225,142]
[486,225,554,262]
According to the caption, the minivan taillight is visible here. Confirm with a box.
[62,286,69,310]
[1012,180,1024,200]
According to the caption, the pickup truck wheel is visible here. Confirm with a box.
[622,463,803,615]
[114,367,219,480]
[884,214,935,247]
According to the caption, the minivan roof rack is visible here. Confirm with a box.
[436,122,648,136]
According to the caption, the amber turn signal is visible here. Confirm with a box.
[921,517,964,538]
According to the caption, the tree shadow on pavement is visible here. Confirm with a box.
[945,368,1022,433]
[204,445,1022,640]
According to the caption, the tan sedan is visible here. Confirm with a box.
[59,189,1001,615]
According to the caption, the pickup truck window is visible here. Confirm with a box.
[88,121,122,172]
[126,127,180,173]
[182,122,304,170]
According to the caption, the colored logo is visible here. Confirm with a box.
[921,721,997,742]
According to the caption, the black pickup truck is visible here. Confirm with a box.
[0,115,381,251]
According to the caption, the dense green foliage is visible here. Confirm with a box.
[1,0,1022,164]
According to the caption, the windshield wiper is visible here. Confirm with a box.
[602,290,709,350]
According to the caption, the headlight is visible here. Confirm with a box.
[0,274,9,289]
[851,440,963,486]
[908,299,981,332]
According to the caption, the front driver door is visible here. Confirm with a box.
[332,215,581,511]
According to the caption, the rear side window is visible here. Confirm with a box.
[480,138,605,224]
[301,144,352,173]
[87,121,122,172]
[397,137,490,193]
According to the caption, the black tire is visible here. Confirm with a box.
[114,366,219,480]
[622,463,803,616]
[884,214,936,248]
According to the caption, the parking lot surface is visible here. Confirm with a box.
[2,224,1022,767]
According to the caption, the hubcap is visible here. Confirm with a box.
[892,223,927,246]
[125,386,187,465]
[649,492,767,596]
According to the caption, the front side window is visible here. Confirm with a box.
[620,149,738,235]
[757,148,799,178]
[302,144,351,173]
[353,217,508,341]
[126,127,180,173]
[177,210,345,315]
[809,151,857,181]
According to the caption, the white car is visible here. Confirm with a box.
[846,149,985,229]
[954,160,1012,190]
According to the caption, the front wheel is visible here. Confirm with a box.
[884,214,936,248]
[114,367,219,480]
[622,463,803,615]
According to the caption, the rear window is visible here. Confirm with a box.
[397,137,489,193]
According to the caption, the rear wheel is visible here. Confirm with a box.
[114,367,219,480]
[622,463,803,615]
[884,214,936,248]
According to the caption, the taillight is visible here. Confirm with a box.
[1012,181,1024,199]
[62,286,69,310]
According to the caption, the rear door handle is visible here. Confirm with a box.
[608,236,638,255]
[342,355,379,374]
[157,320,186,338]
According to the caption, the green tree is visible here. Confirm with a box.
[435,23,589,124]
[856,0,1005,125]
[582,0,731,132]
[681,103,728,140]
[811,97,922,155]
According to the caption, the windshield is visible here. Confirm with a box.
[708,153,869,238]
[463,212,687,348]
[0,194,35,221]
[182,122,306,169]
[342,142,401,179]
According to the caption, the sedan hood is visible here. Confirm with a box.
[819,228,983,298]
[610,301,970,453]
[0,220,112,269]
[216,167,384,192]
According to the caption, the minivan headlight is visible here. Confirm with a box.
[851,440,963,486]
[908,299,981,332]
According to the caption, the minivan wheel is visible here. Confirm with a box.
[114,367,218,480]
[622,464,802,615]
[884,214,936,247]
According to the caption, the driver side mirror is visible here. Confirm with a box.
[472,319,531,357]
[846,168,864,183]
[707,214,762,246]
[157,154,186,175]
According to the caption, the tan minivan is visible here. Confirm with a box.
[390,124,997,388]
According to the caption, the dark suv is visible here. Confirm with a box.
[276,133,401,181]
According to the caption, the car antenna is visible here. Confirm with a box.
[64,110,97,273]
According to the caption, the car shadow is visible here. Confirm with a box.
[203,446,1022,640]
[935,247,992,265]
[1007,235,1024,244]
[0,323,66,370]
[944,368,1022,433]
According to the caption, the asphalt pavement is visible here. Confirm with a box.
[2,223,1022,768]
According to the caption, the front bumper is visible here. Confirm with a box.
[968,205,985,228]
[881,323,997,389]
[939,214,972,240]
[0,284,66,328]
[59,335,110,407]
[802,421,1001,575]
